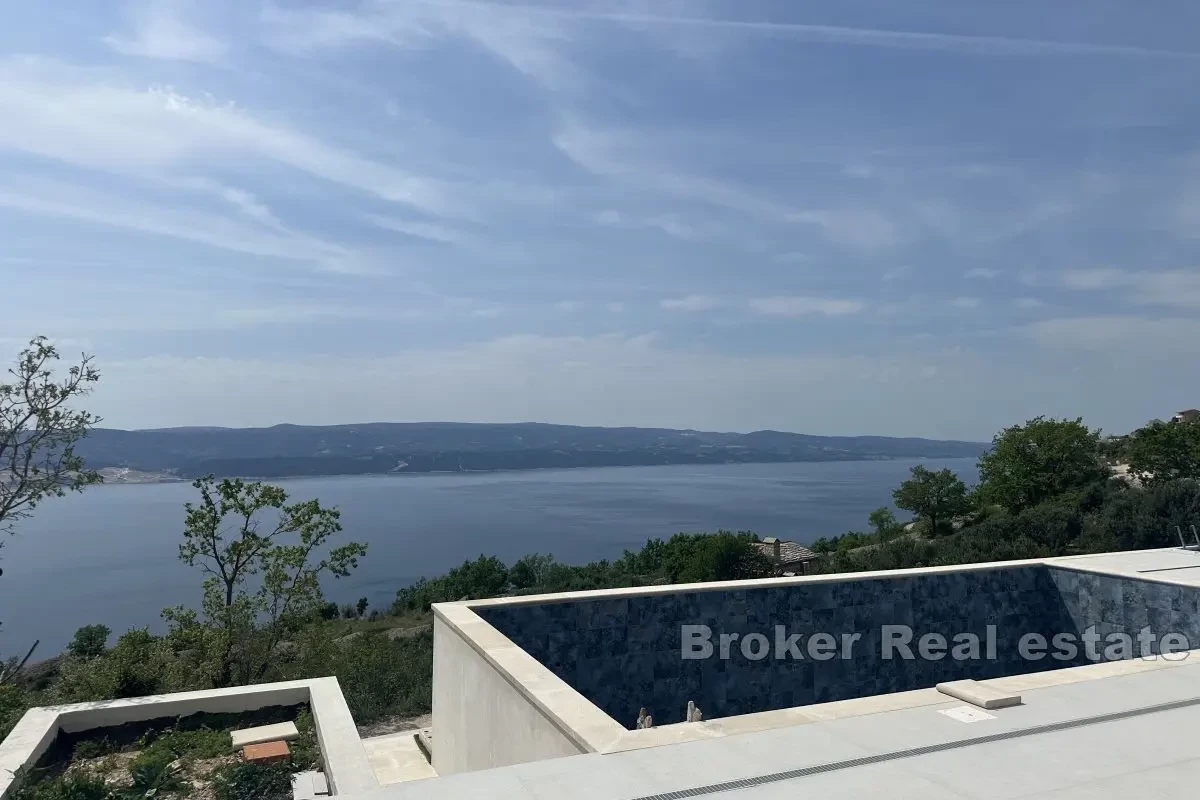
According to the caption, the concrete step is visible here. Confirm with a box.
[291,770,330,799]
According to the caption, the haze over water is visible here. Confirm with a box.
[3,459,976,654]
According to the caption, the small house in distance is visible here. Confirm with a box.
[1173,409,1200,424]
[753,536,819,576]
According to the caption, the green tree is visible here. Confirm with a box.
[1,337,101,538]
[66,624,111,660]
[892,465,970,536]
[171,476,367,686]
[867,507,901,540]
[976,416,1104,513]
[1126,419,1200,484]
[356,597,369,618]
[0,337,101,682]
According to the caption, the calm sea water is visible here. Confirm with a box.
[1,459,976,654]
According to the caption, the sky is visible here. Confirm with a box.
[2,0,1199,440]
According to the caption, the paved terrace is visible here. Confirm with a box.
[355,657,1200,798]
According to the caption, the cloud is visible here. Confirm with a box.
[0,177,358,269]
[1060,268,1200,309]
[1023,315,1200,352]
[661,295,718,312]
[593,208,715,241]
[259,4,428,52]
[368,215,461,244]
[260,1,581,92]
[1014,297,1045,309]
[791,208,903,253]
[0,58,451,214]
[532,7,1200,60]
[748,296,866,317]
[553,122,794,222]
[105,3,227,63]
[965,267,1001,280]
[950,296,981,309]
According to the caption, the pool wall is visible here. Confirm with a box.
[479,566,1200,727]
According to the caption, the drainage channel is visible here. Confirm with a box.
[628,695,1200,800]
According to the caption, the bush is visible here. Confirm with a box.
[128,750,187,797]
[140,726,228,760]
[0,684,30,740]
[12,773,113,800]
[211,761,293,800]
[67,626,111,661]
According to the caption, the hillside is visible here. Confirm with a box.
[74,422,986,479]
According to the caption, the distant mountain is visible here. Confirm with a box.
[73,422,987,479]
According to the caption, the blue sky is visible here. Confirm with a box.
[2,0,1199,439]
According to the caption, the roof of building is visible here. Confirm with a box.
[751,539,819,563]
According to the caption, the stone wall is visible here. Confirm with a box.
[480,567,1200,727]
[1048,567,1200,653]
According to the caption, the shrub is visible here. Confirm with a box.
[12,773,113,800]
[128,750,187,797]
[211,762,293,800]
[66,626,111,661]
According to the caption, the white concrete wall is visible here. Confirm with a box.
[432,612,588,774]
[0,679,377,798]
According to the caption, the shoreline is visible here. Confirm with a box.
[92,454,973,486]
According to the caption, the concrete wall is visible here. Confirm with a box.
[0,679,376,798]
[431,612,588,775]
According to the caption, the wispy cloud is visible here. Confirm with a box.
[0,177,357,270]
[368,215,461,244]
[105,3,226,63]
[511,5,1200,60]
[950,296,982,309]
[1023,315,1200,353]
[554,122,795,222]
[791,208,903,253]
[0,58,452,214]
[260,1,581,92]
[661,295,719,312]
[749,296,866,317]
[1061,268,1200,309]
[966,267,1001,279]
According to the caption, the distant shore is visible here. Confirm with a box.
[91,453,977,485]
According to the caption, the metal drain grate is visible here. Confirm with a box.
[629,695,1200,800]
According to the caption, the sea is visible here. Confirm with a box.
[0,458,977,655]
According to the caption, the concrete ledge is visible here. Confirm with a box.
[936,680,1022,710]
[0,678,376,798]
[231,721,299,750]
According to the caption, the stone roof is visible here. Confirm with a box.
[752,539,819,564]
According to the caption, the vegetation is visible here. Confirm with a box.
[1,337,102,683]
[976,417,1105,513]
[0,336,102,538]
[10,704,317,800]
[892,466,970,536]
[1125,419,1200,485]
[65,627,110,662]
[393,532,774,613]
[166,476,367,688]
